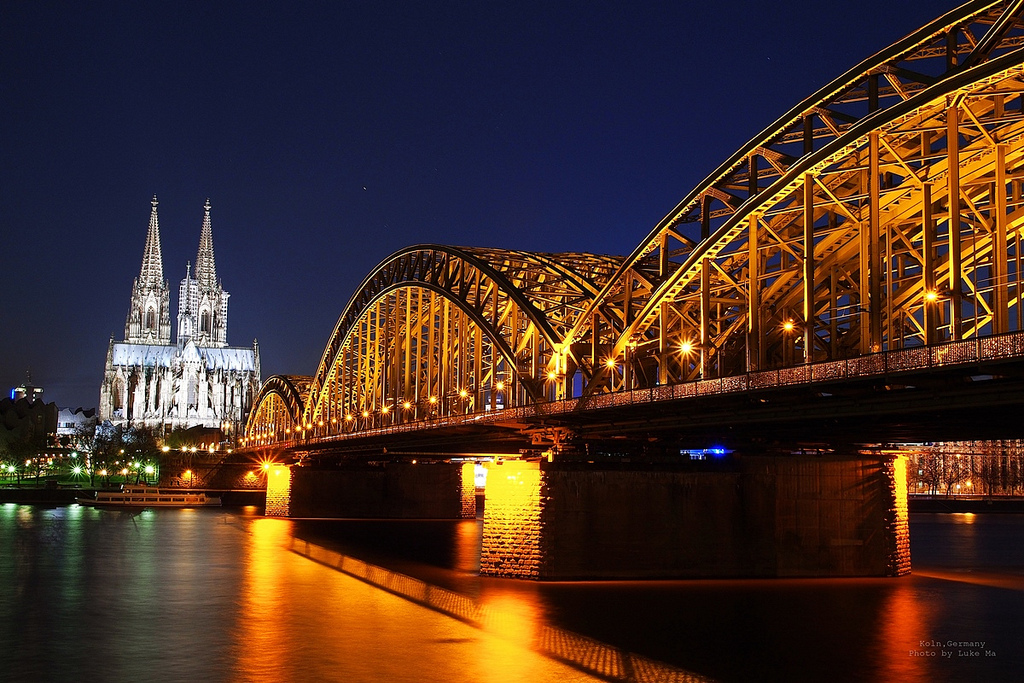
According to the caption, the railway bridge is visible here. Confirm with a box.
[243,1,1024,579]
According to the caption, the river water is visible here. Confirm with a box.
[1,505,1021,682]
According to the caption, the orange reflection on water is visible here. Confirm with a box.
[453,519,480,574]
[232,517,294,683]
[874,578,931,683]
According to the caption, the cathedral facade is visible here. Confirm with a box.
[99,197,261,431]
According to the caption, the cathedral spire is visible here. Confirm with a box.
[125,195,171,344]
[139,195,165,285]
[194,199,217,289]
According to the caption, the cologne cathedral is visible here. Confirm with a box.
[99,197,261,431]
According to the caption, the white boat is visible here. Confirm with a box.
[76,485,222,508]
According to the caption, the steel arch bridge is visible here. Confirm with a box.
[245,0,1024,448]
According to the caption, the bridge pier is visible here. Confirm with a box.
[265,461,476,519]
[480,455,909,579]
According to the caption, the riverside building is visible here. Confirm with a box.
[98,197,260,431]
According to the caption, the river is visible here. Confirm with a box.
[0,505,1021,682]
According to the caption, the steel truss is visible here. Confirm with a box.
[244,1,1024,445]
[263,245,619,438]
[570,0,1024,398]
[244,375,309,446]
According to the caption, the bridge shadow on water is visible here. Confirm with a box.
[280,514,1024,683]
[288,518,711,682]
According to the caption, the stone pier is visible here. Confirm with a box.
[265,461,476,519]
[480,455,909,579]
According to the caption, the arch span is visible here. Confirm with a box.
[302,245,622,430]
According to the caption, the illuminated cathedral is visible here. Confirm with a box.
[99,197,261,431]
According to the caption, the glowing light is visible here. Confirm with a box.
[99,469,107,477]
[381,406,390,414]
[604,358,616,369]
[782,320,795,332]
[924,289,939,302]
[403,401,412,409]
[72,466,82,475]
[162,445,170,452]
[966,480,972,488]
[318,420,323,427]
[345,414,353,421]
[145,465,154,474]
[546,370,557,381]
[495,381,505,391]
[680,340,693,354]
[361,410,370,418]
[429,396,438,404]
[459,389,468,398]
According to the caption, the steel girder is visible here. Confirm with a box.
[571,0,1024,398]
[244,375,311,446]
[302,245,621,433]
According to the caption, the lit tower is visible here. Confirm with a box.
[125,195,172,344]
[177,199,229,347]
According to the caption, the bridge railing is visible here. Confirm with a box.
[266,330,1024,450]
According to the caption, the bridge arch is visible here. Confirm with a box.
[303,245,621,430]
[243,374,310,446]
[569,0,1024,396]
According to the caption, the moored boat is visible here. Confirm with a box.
[76,485,221,508]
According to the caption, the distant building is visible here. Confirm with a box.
[98,197,261,431]
[56,407,97,438]
[0,396,57,448]
[10,378,44,404]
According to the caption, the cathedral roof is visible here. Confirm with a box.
[110,342,257,372]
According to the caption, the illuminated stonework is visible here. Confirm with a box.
[460,462,477,519]
[99,197,260,430]
[265,464,292,517]
[887,455,911,576]
[479,461,543,578]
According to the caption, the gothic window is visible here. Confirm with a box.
[201,310,211,334]
[146,307,156,331]
[188,378,199,410]
[112,378,124,410]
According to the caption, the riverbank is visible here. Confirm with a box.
[0,486,265,507]
[909,495,1024,513]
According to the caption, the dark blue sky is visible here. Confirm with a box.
[1,0,945,410]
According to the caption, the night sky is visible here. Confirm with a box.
[1,0,946,410]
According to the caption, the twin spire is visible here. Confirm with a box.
[128,196,228,347]
[135,195,218,289]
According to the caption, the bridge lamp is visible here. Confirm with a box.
[318,420,324,427]
[162,445,170,453]
[345,414,353,422]
[546,370,557,381]
[680,340,694,355]
[924,289,939,302]
[429,396,438,404]
[72,466,82,475]
[145,465,154,475]
[604,358,617,369]
[782,320,796,333]
[285,428,291,434]
[495,381,505,391]
[362,410,370,418]
[403,401,412,410]
[381,406,390,414]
